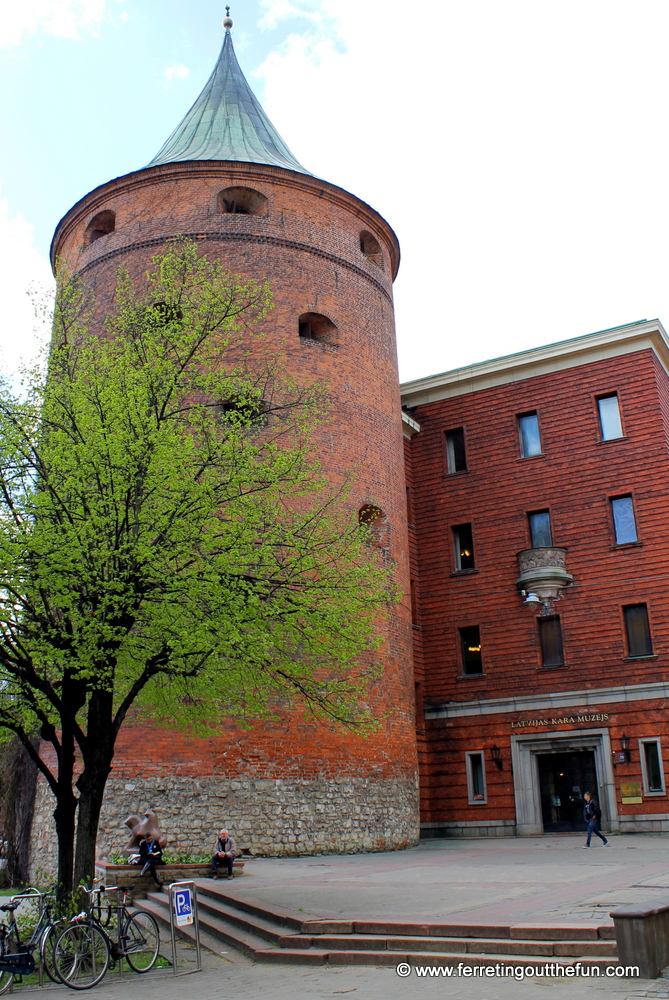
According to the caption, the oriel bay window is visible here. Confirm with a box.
[623,603,653,658]
[453,523,475,571]
[460,625,483,675]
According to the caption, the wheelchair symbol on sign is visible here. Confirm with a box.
[174,888,193,926]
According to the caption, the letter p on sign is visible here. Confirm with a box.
[174,888,193,926]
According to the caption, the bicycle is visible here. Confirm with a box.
[0,887,63,994]
[53,884,160,990]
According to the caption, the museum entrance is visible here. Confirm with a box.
[537,750,597,832]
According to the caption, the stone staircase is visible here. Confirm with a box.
[139,882,618,970]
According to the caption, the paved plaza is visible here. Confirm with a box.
[13,834,669,998]
[224,832,669,928]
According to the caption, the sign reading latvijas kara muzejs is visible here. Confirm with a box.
[511,713,610,730]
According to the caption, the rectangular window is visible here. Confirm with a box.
[597,393,624,440]
[466,752,487,804]
[611,495,638,544]
[453,523,475,571]
[518,412,542,457]
[460,625,483,674]
[528,510,553,548]
[445,428,467,473]
[641,740,665,795]
[624,604,653,657]
[538,616,564,667]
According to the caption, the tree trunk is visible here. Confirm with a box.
[53,726,78,899]
[0,738,39,887]
[53,793,78,899]
[73,756,113,889]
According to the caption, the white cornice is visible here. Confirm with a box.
[424,680,669,720]
[401,320,669,408]
[401,411,420,438]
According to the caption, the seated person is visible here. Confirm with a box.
[211,829,238,880]
[138,834,164,889]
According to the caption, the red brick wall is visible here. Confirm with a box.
[51,161,417,789]
[408,349,669,826]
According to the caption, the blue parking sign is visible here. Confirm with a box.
[174,887,193,926]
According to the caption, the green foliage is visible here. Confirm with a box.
[0,240,397,889]
[161,847,211,864]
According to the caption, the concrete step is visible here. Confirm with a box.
[196,881,303,931]
[254,948,619,971]
[137,883,618,970]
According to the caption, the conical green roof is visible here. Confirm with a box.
[149,29,310,174]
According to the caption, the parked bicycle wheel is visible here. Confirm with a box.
[53,923,110,990]
[123,911,160,973]
[0,925,18,996]
[40,922,63,983]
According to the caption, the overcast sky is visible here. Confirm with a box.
[1,0,667,382]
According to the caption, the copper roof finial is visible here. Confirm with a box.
[223,6,233,30]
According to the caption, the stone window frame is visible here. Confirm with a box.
[639,738,666,796]
[465,751,488,805]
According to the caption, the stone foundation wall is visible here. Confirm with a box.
[29,772,420,880]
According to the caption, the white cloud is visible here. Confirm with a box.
[0,194,54,377]
[258,0,324,30]
[0,0,106,47]
[256,0,669,381]
[164,64,190,82]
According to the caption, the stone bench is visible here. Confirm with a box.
[95,859,245,898]
[611,897,669,979]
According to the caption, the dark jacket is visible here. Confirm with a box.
[139,838,164,865]
[583,798,601,822]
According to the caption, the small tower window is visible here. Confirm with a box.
[358,504,383,526]
[217,187,268,216]
[84,210,116,246]
[298,312,337,344]
[359,230,384,269]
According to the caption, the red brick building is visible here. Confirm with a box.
[28,15,669,866]
[402,320,669,838]
[30,18,418,870]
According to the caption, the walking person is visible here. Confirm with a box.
[211,828,238,880]
[582,791,610,848]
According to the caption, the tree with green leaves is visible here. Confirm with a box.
[0,242,395,896]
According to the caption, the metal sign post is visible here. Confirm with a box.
[168,881,202,977]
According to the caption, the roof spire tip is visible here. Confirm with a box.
[223,5,233,30]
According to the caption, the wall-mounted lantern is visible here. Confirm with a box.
[490,744,504,771]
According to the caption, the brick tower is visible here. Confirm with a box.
[38,12,418,863]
